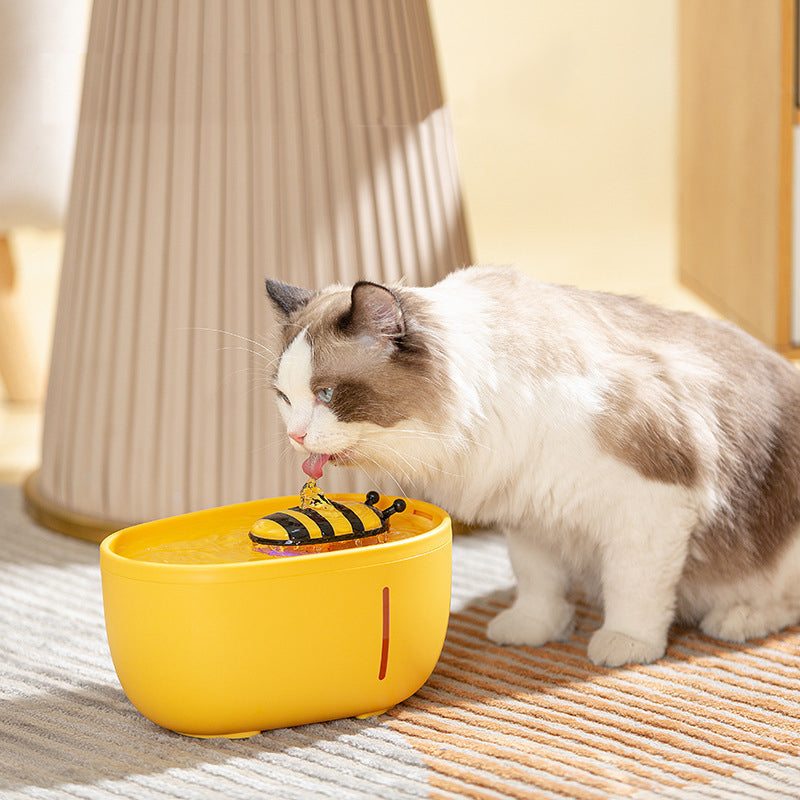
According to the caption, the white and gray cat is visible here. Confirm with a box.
[265,265,800,666]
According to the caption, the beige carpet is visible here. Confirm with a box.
[2,483,799,799]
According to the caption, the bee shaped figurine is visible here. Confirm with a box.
[249,479,406,556]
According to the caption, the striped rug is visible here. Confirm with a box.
[2,484,800,799]
[390,597,800,799]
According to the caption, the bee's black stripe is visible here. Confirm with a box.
[330,501,366,534]
[299,509,335,538]
[262,512,311,542]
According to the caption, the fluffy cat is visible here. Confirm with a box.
[265,265,800,666]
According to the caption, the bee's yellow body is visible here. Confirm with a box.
[249,480,405,555]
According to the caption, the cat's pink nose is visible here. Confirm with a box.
[289,432,306,445]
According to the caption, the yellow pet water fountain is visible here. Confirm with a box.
[100,480,452,738]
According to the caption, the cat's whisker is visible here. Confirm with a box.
[376,456,418,492]
[357,466,409,500]
[382,427,492,454]
[361,442,428,484]
[218,367,284,396]
[349,421,492,452]
[244,382,273,398]
[216,345,277,366]
[244,440,289,460]
[353,451,411,497]
[357,431,447,461]
[181,326,276,358]
[358,437,466,482]
[348,440,415,487]
[388,448,465,481]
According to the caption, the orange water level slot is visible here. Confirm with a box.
[379,586,390,680]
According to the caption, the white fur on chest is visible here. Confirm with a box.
[423,370,696,542]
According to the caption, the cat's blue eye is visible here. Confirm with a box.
[316,387,334,404]
[275,389,290,406]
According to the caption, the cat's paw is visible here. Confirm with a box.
[588,628,665,667]
[700,603,799,643]
[487,602,574,648]
[701,604,757,643]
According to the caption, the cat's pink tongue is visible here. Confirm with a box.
[302,453,330,479]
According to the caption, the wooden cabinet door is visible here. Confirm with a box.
[678,0,795,353]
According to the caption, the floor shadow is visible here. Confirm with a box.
[0,679,387,793]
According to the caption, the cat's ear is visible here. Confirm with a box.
[265,279,314,317]
[345,281,405,342]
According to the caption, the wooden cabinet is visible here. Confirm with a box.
[679,0,799,356]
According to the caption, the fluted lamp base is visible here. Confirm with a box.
[30,0,472,540]
[24,470,129,543]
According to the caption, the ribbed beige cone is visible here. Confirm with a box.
[26,0,472,541]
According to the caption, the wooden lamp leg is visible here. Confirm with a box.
[0,235,44,403]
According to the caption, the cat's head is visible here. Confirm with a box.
[266,278,450,479]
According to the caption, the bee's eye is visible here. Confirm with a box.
[316,387,334,404]
[275,389,290,406]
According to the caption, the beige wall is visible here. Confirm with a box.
[430,0,677,295]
